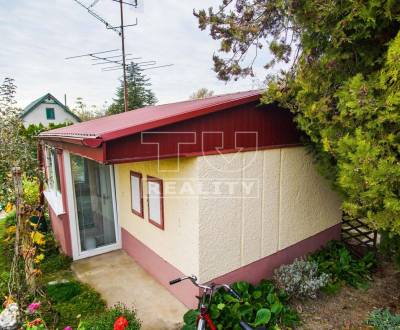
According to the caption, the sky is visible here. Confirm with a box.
[0,0,271,111]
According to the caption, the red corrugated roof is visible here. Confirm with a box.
[39,90,262,145]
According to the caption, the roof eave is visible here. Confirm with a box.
[39,135,103,148]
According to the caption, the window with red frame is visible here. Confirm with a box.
[147,176,164,229]
[130,171,143,217]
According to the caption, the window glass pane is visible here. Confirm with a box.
[52,150,61,194]
[46,148,54,190]
[131,174,142,215]
[70,154,117,252]
[148,180,162,225]
[46,108,55,120]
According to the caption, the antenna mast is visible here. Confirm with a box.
[69,0,173,113]
[72,0,138,112]
[119,0,128,112]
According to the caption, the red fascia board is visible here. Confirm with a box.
[100,94,261,142]
[39,136,103,148]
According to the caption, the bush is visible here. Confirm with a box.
[78,303,141,330]
[366,309,400,330]
[182,280,299,330]
[274,258,330,299]
[309,241,376,293]
[379,231,400,268]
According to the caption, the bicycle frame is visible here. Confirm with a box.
[169,275,241,330]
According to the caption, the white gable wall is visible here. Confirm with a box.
[22,103,78,127]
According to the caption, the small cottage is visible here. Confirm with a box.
[38,90,341,308]
[21,93,80,127]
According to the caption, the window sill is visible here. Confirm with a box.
[44,190,65,216]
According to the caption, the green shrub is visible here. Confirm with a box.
[309,241,376,293]
[274,258,330,299]
[182,280,299,330]
[379,231,400,268]
[78,303,141,330]
[366,309,400,330]
[46,281,82,303]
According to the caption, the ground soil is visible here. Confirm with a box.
[294,261,400,330]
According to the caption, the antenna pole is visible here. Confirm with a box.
[120,0,128,112]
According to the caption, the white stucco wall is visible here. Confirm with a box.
[114,158,200,277]
[197,146,342,282]
[115,146,341,283]
[22,103,78,127]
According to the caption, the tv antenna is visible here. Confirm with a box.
[69,0,172,112]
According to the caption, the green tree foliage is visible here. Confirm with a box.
[0,78,34,205]
[107,62,157,115]
[0,77,71,205]
[195,1,400,233]
[71,97,106,121]
[190,88,214,99]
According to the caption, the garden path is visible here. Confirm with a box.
[71,250,186,330]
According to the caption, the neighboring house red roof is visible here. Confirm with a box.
[39,90,262,146]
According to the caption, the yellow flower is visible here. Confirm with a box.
[31,232,46,246]
[5,203,13,213]
[34,253,45,264]
[6,226,16,235]
[3,295,14,307]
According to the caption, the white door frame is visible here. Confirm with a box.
[64,150,121,260]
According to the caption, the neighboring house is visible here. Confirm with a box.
[20,93,81,127]
[38,90,341,308]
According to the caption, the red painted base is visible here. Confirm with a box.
[121,229,200,308]
[121,224,341,308]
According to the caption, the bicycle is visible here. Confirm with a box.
[169,275,264,330]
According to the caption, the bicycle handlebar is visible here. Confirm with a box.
[169,278,182,285]
[169,275,241,300]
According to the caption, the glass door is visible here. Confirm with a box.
[70,154,117,254]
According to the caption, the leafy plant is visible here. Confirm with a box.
[182,280,299,330]
[78,303,141,330]
[366,309,400,330]
[274,258,330,299]
[309,241,376,293]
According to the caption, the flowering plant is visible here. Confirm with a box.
[27,302,41,314]
[26,318,46,330]
[114,316,129,330]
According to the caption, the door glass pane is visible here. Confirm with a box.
[70,154,116,252]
